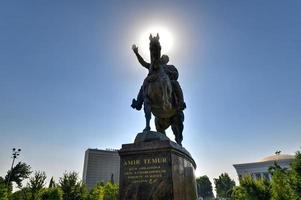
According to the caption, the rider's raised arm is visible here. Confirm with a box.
[132,45,150,69]
[134,51,150,69]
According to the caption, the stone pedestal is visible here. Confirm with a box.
[118,131,197,200]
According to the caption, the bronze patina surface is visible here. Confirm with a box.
[131,34,186,146]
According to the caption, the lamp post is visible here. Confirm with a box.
[7,148,21,187]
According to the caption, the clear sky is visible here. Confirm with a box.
[1,0,300,186]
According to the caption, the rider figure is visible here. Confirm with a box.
[131,44,186,111]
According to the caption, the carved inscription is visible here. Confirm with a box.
[122,156,169,184]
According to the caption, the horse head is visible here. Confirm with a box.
[149,33,161,69]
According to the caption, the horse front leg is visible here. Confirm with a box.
[143,98,151,132]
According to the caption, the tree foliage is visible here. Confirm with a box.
[89,182,104,200]
[232,175,270,200]
[231,186,246,200]
[88,182,118,200]
[267,152,301,200]
[48,177,55,188]
[10,187,31,200]
[28,171,47,200]
[270,166,297,200]
[0,159,119,200]
[196,175,214,199]
[59,171,88,200]
[290,151,301,197]
[214,173,235,199]
[0,181,8,200]
[103,182,118,200]
[39,187,63,200]
[5,162,31,188]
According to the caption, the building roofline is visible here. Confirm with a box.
[233,158,294,168]
[86,148,120,153]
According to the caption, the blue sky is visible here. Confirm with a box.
[0,0,300,185]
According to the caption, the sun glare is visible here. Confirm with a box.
[137,25,174,59]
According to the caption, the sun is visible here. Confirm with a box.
[137,25,174,59]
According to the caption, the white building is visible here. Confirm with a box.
[233,154,294,181]
[82,148,120,189]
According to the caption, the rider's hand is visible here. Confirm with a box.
[132,44,138,53]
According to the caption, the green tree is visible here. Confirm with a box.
[196,175,214,199]
[214,173,235,199]
[231,186,246,200]
[290,151,301,197]
[88,182,118,200]
[48,177,55,188]
[59,171,79,200]
[89,183,104,200]
[271,170,296,200]
[103,182,118,200]
[269,162,297,200]
[10,187,31,200]
[232,175,270,200]
[78,183,89,200]
[59,171,88,200]
[0,181,9,200]
[39,187,63,200]
[5,162,31,189]
[28,171,47,200]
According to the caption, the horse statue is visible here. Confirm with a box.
[132,34,185,146]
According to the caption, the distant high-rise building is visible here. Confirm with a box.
[83,148,120,189]
[233,154,294,181]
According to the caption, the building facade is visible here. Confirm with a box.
[82,148,120,189]
[233,154,294,181]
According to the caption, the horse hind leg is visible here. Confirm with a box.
[171,111,184,146]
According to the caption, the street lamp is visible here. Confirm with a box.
[7,148,21,187]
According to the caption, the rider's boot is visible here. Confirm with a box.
[131,86,144,110]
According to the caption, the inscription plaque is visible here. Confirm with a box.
[120,152,173,199]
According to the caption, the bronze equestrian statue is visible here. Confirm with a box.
[131,34,186,146]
